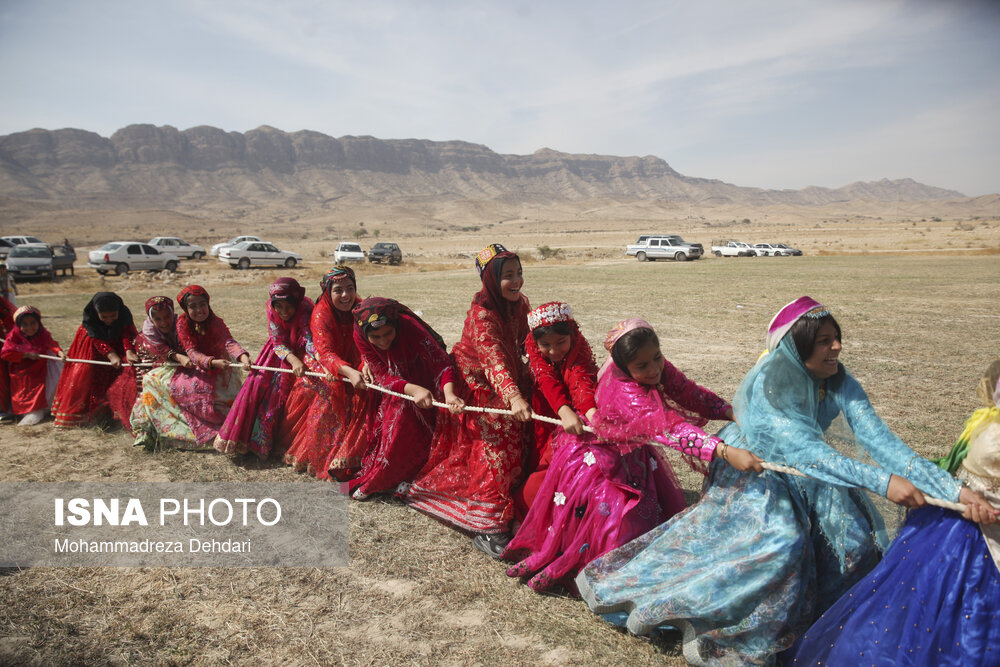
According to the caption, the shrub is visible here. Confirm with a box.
[537,245,562,260]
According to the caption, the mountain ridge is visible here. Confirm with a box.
[0,124,972,214]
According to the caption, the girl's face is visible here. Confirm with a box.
[185,295,211,323]
[499,259,523,302]
[19,315,39,337]
[272,299,296,322]
[625,340,664,386]
[535,331,572,363]
[804,320,842,380]
[330,282,357,312]
[98,310,118,326]
[366,324,396,351]
[150,307,174,334]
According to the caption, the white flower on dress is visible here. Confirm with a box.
[649,457,658,471]
[583,451,597,467]
[553,491,567,506]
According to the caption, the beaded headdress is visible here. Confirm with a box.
[475,243,508,275]
[527,301,574,331]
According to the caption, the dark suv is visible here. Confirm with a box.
[368,242,402,265]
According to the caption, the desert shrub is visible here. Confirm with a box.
[537,245,562,260]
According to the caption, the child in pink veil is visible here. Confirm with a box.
[502,318,761,591]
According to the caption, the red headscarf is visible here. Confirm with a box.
[266,278,313,350]
[176,285,228,356]
[472,245,523,319]
[4,306,58,355]
[524,302,598,413]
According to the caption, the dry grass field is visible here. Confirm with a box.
[1,218,999,665]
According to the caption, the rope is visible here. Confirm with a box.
[39,353,968,513]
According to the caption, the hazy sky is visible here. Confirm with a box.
[2,0,998,195]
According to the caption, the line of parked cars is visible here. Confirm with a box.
[711,240,802,257]
[333,241,403,265]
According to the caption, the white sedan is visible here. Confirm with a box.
[88,242,180,275]
[219,241,302,269]
[210,235,263,257]
[149,237,207,259]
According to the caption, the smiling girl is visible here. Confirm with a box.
[0,306,64,426]
[284,266,373,480]
[502,318,758,590]
[402,243,533,554]
[52,292,138,428]
[215,278,314,459]
[512,301,599,518]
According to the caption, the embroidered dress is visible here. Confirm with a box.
[347,297,456,496]
[166,286,248,447]
[513,302,599,518]
[504,319,729,593]
[0,307,63,417]
[215,278,314,459]
[285,267,372,480]
[52,292,137,428]
[575,297,964,667]
[786,363,1000,666]
[402,246,531,533]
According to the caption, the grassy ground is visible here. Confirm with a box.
[1,254,998,665]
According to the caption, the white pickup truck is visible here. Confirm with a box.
[625,235,704,262]
[711,240,758,257]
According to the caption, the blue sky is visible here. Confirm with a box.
[1,0,998,195]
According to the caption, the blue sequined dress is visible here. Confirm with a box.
[575,335,962,667]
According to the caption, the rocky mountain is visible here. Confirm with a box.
[0,124,970,213]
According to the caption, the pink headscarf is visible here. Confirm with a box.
[765,296,827,352]
[598,318,654,380]
[3,306,59,355]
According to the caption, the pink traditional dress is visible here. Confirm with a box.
[348,297,456,497]
[0,307,63,421]
[284,266,373,481]
[166,285,248,447]
[52,292,137,428]
[514,301,598,519]
[401,244,532,534]
[215,278,315,459]
[502,318,731,593]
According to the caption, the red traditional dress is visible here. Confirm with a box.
[402,245,532,534]
[348,297,456,497]
[0,296,15,416]
[513,302,598,519]
[0,307,63,417]
[215,278,311,459]
[284,266,373,481]
[52,292,137,428]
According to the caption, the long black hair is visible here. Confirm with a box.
[789,313,841,362]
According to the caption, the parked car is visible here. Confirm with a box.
[368,242,402,265]
[773,243,803,256]
[1,235,43,246]
[88,242,179,275]
[210,235,263,257]
[625,235,704,261]
[711,240,758,257]
[334,242,366,263]
[753,243,794,257]
[149,237,206,259]
[219,241,302,269]
[0,238,14,260]
[5,243,75,280]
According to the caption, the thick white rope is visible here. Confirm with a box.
[39,353,968,513]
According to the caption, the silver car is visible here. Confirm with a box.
[5,243,59,280]
[88,242,180,275]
